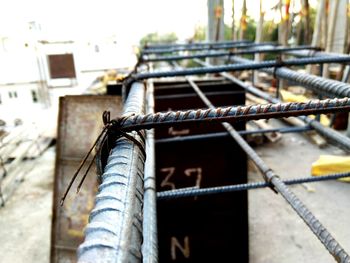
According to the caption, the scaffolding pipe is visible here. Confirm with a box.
[77,82,146,263]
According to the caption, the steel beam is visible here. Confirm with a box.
[77,83,146,263]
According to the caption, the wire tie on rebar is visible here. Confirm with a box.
[262,169,279,194]
[273,55,285,79]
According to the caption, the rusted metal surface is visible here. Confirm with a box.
[48,54,76,79]
[50,95,122,263]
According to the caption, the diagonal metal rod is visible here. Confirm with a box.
[193,59,350,152]
[116,97,350,132]
[181,74,350,262]
[231,56,350,98]
[141,42,275,55]
[129,55,350,82]
[141,45,319,63]
[157,171,350,200]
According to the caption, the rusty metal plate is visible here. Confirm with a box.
[51,95,122,263]
[48,54,76,79]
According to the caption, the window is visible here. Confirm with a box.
[31,90,38,103]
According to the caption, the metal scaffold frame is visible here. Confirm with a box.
[76,41,350,263]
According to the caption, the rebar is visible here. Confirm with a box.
[129,55,350,83]
[231,56,350,98]
[114,97,350,132]
[142,79,158,263]
[184,76,350,263]
[141,42,275,55]
[144,40,250,49]
[157,171,350,199]
[155,126,311,144]
[194,58,350,152]
[141,45,319,63]
[77,82,146,263]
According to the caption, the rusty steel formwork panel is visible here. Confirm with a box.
[154,79,248,262]
[50,95,122,263]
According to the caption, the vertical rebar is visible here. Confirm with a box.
[142,78,158,263]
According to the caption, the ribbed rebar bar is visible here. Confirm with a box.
[157,171,350,199]
[231,56,350,98]
[194,58,350,152]
[144,40,250,49]
[77,82,146,263]
[115,97,350,132]
[142,79,158,263]
[142,45,319,62]
[183,75,350,263]
[141,42,274,55]
[129,55,350,83]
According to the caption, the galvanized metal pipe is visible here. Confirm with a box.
[129,55,350,82]
[185,77,350,263]
[78,82,146,263]
[194,59,350,152]
[142,79,158,263]
[142,46,319,63]
[157,171,350,199]
[141,42,276,55]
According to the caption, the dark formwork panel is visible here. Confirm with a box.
[154,79,248,262]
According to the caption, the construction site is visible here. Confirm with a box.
[1,0,350,262]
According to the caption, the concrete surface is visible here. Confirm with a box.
[249,120,350,263]
[0,120,349,263]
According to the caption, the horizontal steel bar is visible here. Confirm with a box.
[78,82,146,263]
[157,171,350,199]
[144,40,251,49]
[231,56,350,98]
[130,55,350,82]
[194,59,350,152]
[142,45,319,62]
[141,42,276,55]
[155,90,242,100]
[115,97,350,132]
[155,126,311,144]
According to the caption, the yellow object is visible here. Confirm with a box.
[311,155,350,182]
[280,90,330,126]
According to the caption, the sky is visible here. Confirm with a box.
[0,0,318,45]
